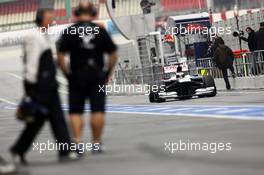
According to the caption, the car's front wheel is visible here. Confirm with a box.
[202,75,217,97]
[149,92,165,103]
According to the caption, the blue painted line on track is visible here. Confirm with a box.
[1,103,264,120]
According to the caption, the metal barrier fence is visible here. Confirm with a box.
[114,65,163,85]
[114,50,264,85]
[190,50,264,78]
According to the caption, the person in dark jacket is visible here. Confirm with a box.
[213,39,235,90]
[240,27,259,75]
[207,36,225,57]
[240,27,257,52]
[57,2,118,153]
[255,22,264,51]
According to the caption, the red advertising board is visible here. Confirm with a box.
[161,0,207,11]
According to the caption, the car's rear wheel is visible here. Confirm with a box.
[202,75,217,97]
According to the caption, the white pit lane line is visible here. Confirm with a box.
[216,109,251,114]
[5,72,69,95]
[107,110,264,121]
[161,108,194,112]
[6,72,68,85]
[192,108,227,113]
[5,72,22,80]
[0,98,17,106]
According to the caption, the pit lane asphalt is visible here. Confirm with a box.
[0,55,264,175]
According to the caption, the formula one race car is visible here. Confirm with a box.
[149,63,217,103]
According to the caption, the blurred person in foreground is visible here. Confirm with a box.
[0,156,16,174]
[57,1,118,153]
[213,38,235,90]
[10,8,79,165]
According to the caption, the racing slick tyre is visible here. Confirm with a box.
[202,75,217,97]
[149,92,165,103]
[177,86,192,100]
[178,96,192,100]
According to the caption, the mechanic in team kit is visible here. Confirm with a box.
[10,8,79,165]
[57,2,118,153]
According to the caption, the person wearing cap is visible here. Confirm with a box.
[56,2,118,153]
[10,8,79,164]
[255,22,264,51]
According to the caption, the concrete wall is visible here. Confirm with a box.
[215,76,264,90]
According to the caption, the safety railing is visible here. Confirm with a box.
[189,50,264,78]
[114,50,264,85]
[114,65,164,85]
